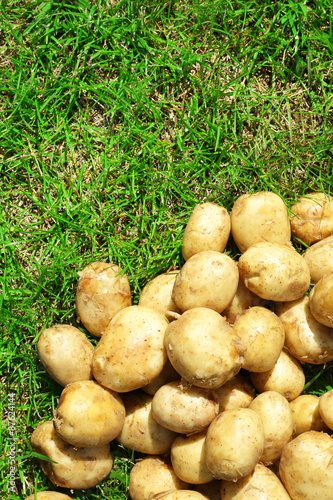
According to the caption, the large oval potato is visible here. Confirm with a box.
[303,235,333,283]
[172,251,239,313]
[37,324,94,387]
[309,273,333,327]
[231,191,291,253]
[250,350,305,402]
[30,421,113,490]
[279,431,333,499]
[232,307,285,372]
[164,308,244,389]
[290,394,329,437]
[238,241,310,302]
[275,295,333,364]
[116,391,177,455]
[129,456,189,500]
[181,202,231,261]
[138,271,181,318]
[92,305,168,393]
[220,463,291,499]
[152,381,218,434]
[290,192,333,245]
[75,261,131,337]
[205,408,265,481]
[53,380,125,448]
[249,391,294,464]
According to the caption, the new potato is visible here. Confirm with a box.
[302,235,333,283]
[289,394,329,437]
[309,273,333,327]
[290,192,333,245]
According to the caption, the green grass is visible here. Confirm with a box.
[1,0,333,498]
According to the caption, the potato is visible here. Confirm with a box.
[129,456,189,500]
[24,494,73,500]
[181,202,230,261]
[223,271,272,325]
[75,261,131,337]
[232,307,285,372]
[220,463,291,499]
[309,273,333,327]
[249,391,294,464]
[30,421,113,489]
[53,380,125,448]
[290,192,333,245]
[116,391,177,455]
[205,408,265,481]
[142,359,180,396]
[172,251,239,313]
[138,271,181,318]
[37,324,94,387]
[319,389,333,430]
[231,191,291,253]
[279,431,333,499]
[215,373,255,413]
[238,242,311,302]
[290,394,329,437]
[171,430,215,484]
[275,295,333,364]
[164,308,244,389]
[249,350,305,402]
[157,492,209,499]
[194,480,221,500]
[92,305,168,392]
[303,236,333,283]
[152,381,218,434]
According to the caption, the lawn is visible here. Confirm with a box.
[1,0,333,498]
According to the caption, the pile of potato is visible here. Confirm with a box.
[26,191,333,500]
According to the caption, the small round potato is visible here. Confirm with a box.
[164,308,244,389]
[24,494,73,500]
[279,431,333,499]
[172,251,239,313]
[171,430,215,485]
[37,324,94,387]
[249,391,294,464]
[319,389,333,430]
[116,391,177,455]
[309,273,333,327]
[92,305,169,393]
[53,380,125,448]
[231,191,291,253]
[205,408,265,481]
[290,192,333,245]
[181,202,231,261]
[215,373,255,413]
[290,394,329,436]
[138,272,181,318]
[249,350,305,402]
[303,236,333,283]
[275,295,333,364]
[30,421,113,489]
[232,307,285,372]
[238,242,311,302]
[129,456,189,500]
[220,463,291,499]
[75,261,131,337]
[152,381,218,434]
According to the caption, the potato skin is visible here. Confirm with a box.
[319,389,333,430]
[279,431,333,500]
[290,192,333,245]
[30,421,113,489]
[181,202,231,261]
[172,251,239,313]
[53,380,125,448]
[152,381,218,434]
[215,373,255,413]
[37,324,94,387]
[231,191,291,253]
[92,305,168,393]
[138,272,181,317]
[24,494,73,500]
[303,235,333,283]
[129,456,189,500]
[309,273,333,327]
[164,308,244,389]
[238,242,311,302]
[290,394,329,437]
[205,408,265,481]
[157,491,210,499]
[75,261,131,337]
